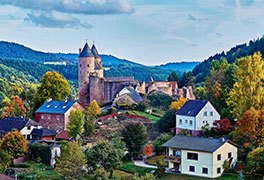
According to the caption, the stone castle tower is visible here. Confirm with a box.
[78,42,103,106]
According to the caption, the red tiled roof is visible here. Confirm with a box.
[55,131,69,140]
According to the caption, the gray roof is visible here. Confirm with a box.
[176,100,208,117]
[31,128,57,137]
[145,75,154,83]
[0,117,39,133]
[162,135,235,153]
[79,43,94,58]
[91,44,100,58]
[122,87,142,102]
[105,76,135,82]
[35,100,76,114]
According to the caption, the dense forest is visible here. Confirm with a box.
[192,36,264,82]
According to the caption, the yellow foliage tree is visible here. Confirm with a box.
[88,100,101,118]
[169,97,187,110]
[0,131,27,158]
[227,52,264,117]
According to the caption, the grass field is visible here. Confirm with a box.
[159,173,238,180]
[127,110,160,122]
[118,161,155,175]
[146,155,168,167]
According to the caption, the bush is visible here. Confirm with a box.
[29,142,51,166]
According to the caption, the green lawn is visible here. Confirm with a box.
[146,155,168,167]
[12,161,60,179]
[118,161,155,175]
[160,173,238,180]
[127,110,160,122]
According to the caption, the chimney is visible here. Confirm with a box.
[47,98,52,102]
[79,48,82,54]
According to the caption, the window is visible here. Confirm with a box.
[80,64,82,67]
[48,115,51,120]
[187,152,198,160]
[27,126,31,130]
[41,115,44,119]
[179,119,182,125]
[190,120,193,126]
[210,111,213,116]
[185,120,188,124]
[228,152,232,158]
[87,64,89,67]
[217,154,221,161]
[217,167,221,174]
[189,166,195,172]
[204,111,207,116]
[202,167,208,174]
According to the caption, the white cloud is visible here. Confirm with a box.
[25,11,93,29]
[0,0,134,15]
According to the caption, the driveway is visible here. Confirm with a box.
[134,160,157,169]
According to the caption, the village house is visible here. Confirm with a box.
[0,117,42,140]
[162,135,238,178]
[35,99,84,132]
[176,100,220,136]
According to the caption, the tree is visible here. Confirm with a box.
[33,71,70,110]
[0,131,27,158]
[247,147,264,177]
[157,109,177,133]
[153,133,172,155]
[29,142,51,166]
[1,95,26,118]
[169,97,187,110]
[88,100,101,118]
[122,122,147,158]
[147,93,172,109]
[111,137,126,158]
[66,109,84,139]
[167,72,178,82]
[227,52,264,117]
[179,71,194,87]
[132,173,156,180]
[213,118,232,135]
[85,140,122,177]
[56,141,86,180]
[143,145,153,157]
[233,108,264,147]
[0,150,11,172]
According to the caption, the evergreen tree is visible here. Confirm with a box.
[167,72,178,82]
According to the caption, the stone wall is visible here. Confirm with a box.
[89,75,105,104]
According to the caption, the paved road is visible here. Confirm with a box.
[134,160,157,169]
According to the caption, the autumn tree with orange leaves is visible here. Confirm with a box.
[0,131,27,158]
[143,145,153,157]
[233,108,264,147]
[1,95,26,118]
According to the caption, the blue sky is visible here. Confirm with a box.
[0,0,263,65]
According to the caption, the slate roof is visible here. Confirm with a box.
[176,100,208,117]
[79,43,94,58]
[0,117,39,133]
[123,87,142,102]
[145,75,154,83]
[162,135,233,153]
[91,44,100,58]
[31,128,57,137]
[35,100,76,114]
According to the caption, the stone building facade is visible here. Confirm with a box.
[35,100,84,132]
[78,43,137,106]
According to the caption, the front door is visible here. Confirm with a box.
[173,163,179,170]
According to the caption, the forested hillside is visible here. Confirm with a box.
[192,36,264,82]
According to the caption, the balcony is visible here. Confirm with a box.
[164,155,181,163]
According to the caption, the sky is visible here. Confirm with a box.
[0,0,264,65]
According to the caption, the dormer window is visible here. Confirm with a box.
[204,111,207,116]
[63,105,67,109]
[27,126,31,130]
[46,105,51,108]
